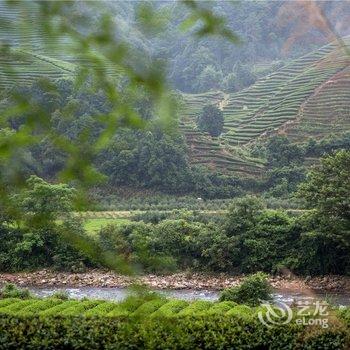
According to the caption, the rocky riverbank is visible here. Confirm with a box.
[1,270,349,292]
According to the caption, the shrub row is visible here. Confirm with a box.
[0,314,348,349]
[0,298,256,318]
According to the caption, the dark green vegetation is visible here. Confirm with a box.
[196,104,224,137]
[95,150,350,276]
[0,175,92,272]
[0,315,347,349]
[0,78,250,198]
[2,75,349,200]
[1,1,349,348]
[219,272,272,306]
[0,2,349,278]
[1,150,348,276]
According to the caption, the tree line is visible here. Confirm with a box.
[1,150,349,276]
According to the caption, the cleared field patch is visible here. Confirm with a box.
[83,218,130,235]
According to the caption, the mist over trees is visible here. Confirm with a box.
[104,0,350,93]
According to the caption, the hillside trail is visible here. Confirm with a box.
[216,92,238,157]
[218,93,229,111]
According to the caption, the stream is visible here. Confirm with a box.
[28,286,350,306]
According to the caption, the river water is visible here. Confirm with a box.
[28,286,350,306]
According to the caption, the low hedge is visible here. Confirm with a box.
[0,314,348,349]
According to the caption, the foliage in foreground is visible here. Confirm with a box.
[0,313,348,350]
[0,289,349,349]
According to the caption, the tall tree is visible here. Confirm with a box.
[197,104,224,137]
[298,150,350,221]
[296,150,350,274]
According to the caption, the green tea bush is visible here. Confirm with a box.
[84,301,119,316]
[205,301,237,315]
[0,299,34,314]
[219,272,272,306]
[132,299,167,318]
[39,300,81,316]
[106,305,130,317]
[59,300,102,316]
[151,300,189,317]
[0,298,19,309]
[107,296,148,317]
[225,304,256,320]
[0,297,348,349]
[16,299,63,316]
[177,301,213,316]
[339,307,350,324]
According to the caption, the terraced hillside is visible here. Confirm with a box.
[0,0,77,88]
[1,0,349,177]
[181,38,350,175]
[181,92,266,176]
[0,49,75,90]
[0,1,119,88]
[221,40,350,145]
[281,65,350,141]
[0,1,95,64]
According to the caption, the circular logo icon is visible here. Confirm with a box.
[258,302,293,327]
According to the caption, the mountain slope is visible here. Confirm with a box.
[180,91,265,176]
[181,38,350,176]
[281,65,350,141]
[0,17,349,178]
[221,40,350,145]
[0,49,75,90]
